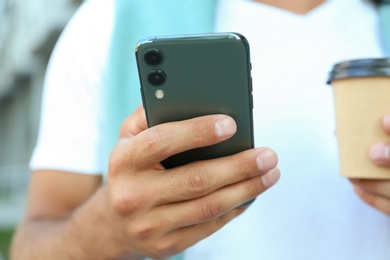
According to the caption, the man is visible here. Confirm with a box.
[11,0,390,259]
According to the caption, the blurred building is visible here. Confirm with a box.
[0,0,83,227]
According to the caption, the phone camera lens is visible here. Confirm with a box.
[148,70,166,86]
[144,49,163,66]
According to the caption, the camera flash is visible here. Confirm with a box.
[155,89,165,99]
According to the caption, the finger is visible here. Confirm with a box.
[349,178,390,199]
[168,208,246,258]
[144,208,245,259]
[352,185,390,216]
[369,143,390,166]
[154,148,278,204]
[122,115,237,170]
[382,114,390,134]
[156,168,280,230]
[369,114,390,166]
[119,105,147,138]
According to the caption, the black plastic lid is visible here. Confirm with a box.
[327,58,390,84]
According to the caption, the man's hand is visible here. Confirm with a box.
[12,106,280,260]
[350,114,390,216]
[105,106,280,258]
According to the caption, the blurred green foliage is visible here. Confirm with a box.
[0,228,14,260]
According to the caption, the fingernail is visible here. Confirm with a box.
[256,149,277,171]
[261,168,280,188]
[369,143,390,161]
[384,115,390,128]
[214,117,237,137]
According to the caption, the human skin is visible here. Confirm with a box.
[252,0,390,218]
[12,0,390,259]
[11,106,280,259]
[350,115,390,216]
[253,0,325,14]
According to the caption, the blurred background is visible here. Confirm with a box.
[0,0,83,258]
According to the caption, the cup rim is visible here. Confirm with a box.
[327,58,390,84]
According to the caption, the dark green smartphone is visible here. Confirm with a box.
[135,32,254,169]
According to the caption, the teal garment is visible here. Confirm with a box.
[379,2,390,55]
[103,1,390,259]
[104,1,217,259]
[103,0,390,176]
[103,0,217,178]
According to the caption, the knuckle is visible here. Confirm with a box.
[111,191,141,216]
[210,215,228,231]
[108,150,124,178]
[364,194,378,208]
[247,179,262,198]
[232,156,251,180]
[152,239,179,259]
[365,197,380,212]
[143,128,169,156]
[128,221,158,240]
[107,139,135,178]
[187,167,211,196]
[119,120,129,137]
[360,191,377,207]
[357,190,390,216]
[191,122,211,144]
[198,198,224,221]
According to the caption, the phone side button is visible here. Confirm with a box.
[140,87,146,108]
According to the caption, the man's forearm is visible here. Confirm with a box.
[10,187,143,260]
[10,218,88,259]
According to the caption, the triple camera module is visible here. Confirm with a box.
[144,49,166,86]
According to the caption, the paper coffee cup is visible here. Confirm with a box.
[328,58,390,179]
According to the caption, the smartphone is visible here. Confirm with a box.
[135,32,254,169]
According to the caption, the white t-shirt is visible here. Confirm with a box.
[31,0,112,174]
[31,0,390,259]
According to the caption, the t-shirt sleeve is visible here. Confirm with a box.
[30,0,113,175]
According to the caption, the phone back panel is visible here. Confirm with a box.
[136,33,254,168]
